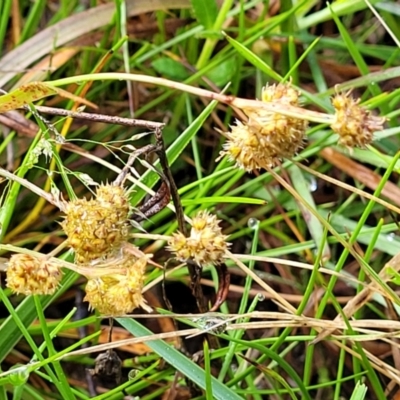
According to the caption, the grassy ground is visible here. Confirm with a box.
[1,0,400,399]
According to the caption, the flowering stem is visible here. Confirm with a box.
[46,73,334,124]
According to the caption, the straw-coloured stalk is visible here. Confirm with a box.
[6,254,62,295]
[168,210,230,266]
[219,83,308,171]
[84,253,151,315]
[331,91,386,148]
[62,183,131,264]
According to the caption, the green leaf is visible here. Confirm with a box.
[190,0,218,30]
[152,57,190,81]
[205,56,237,87]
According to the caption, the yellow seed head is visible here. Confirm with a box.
[84,255,150,315]
[331,92,385,148]
[62,184,131,264]
[261,83,300,104]
[168,210,230,266]
[96,184,131,219]
[219,83,307,170]
[6,254,62,295]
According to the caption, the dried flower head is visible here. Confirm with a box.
[331,91,386,148]
[84,255,150,315]
[62,184,131,264]
[6,254,62,295]
[168,210,230,266]
[219,83,308,171]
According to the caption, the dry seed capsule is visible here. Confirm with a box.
[62,184,131,264]
[6,254,62,295]
[168,210,230,266]
[220,83,307,170]
[84,255,150,316]
[221,120,265,171]
[331,92,385,148]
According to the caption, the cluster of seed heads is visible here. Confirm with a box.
[5,186,231,314]
[220,83,385,171]
[6,183,150,316]
[5,81,385,315]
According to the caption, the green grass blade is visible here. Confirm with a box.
[117,318,244,400]
[223,33,282,81]
[0,270,78,363]
[349,382,368,400]
[328,4,383,101]
[299,0,382,29]
[227,337,312,400]
[19,0,47,44]
[289,164,330,260]
[0,0,12,57]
